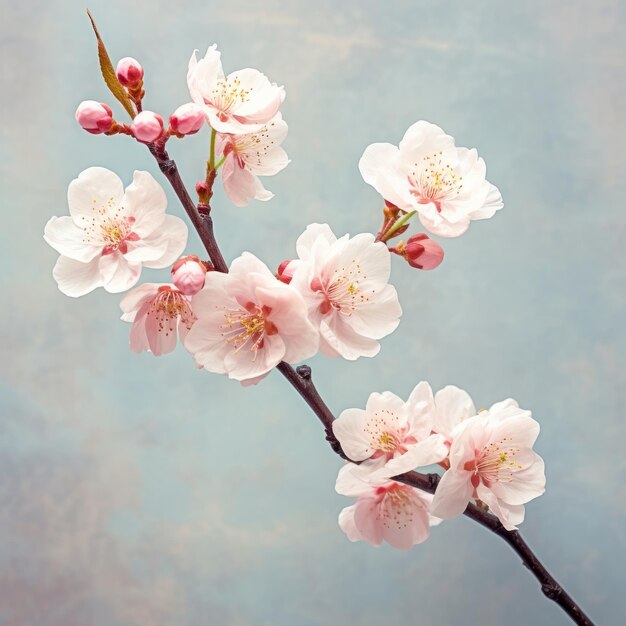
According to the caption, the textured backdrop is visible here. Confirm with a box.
[1,0,624,624]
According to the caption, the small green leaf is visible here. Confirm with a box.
[86,10,136,119]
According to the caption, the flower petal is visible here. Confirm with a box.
[44,216,101,262]
[52,255,102,297]
[121,170,167,237]
[430,469,473,520]
[67,167,125,224]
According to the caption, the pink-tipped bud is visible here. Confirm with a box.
[116,57,144,87]
[276,259,296,284]
[405,233,444,270]
[171,255,208,296]
[169,103,205,136]
[195,181,209,195]
[131,111,164,143]
[75,100,114,134]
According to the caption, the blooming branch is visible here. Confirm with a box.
[40,12,598,626]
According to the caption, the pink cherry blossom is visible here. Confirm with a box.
[44,167,187,297]
[359,121,503,237]
[332,384,447,479]
[336,463,441,550]
[411,382,477,447]
[75,100,114,134]
[216,113,289,206]
[120,283,196,356]
[289,223,402,360]
[184,252,318,385]
[187,45,285,134]
[431,399,546,530]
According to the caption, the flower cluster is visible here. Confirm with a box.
[46,30,546,559]
[332,383,545,548]
[184,223,402,383]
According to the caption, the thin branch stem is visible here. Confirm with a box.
[209,128,217,170]
[148,143,228,273]
[147,148,595,626]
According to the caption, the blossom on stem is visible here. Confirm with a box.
[187,45,285,134]
[44,167,187,297]
[131,111,164,143]
[75,101,114,134]
[336,463,441,550]
[359,121,503,237]
[431,399,546,530]
[120,283,196,356]
[184,252,318,385]
[116,57,144,87]
[169,103,205,136]
[412,382,477,447]
[332,383,448,479]
[404,233,444,270]
[289,224,402,360]
[216,113,289,206]
[171,255,208,295]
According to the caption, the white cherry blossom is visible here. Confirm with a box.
[216,113,289,206]
[44,167,187,297]
[410,381,477,446]
[333,384,448,479]
[336,463,441,550]
[359,121,503,237]
[289,223,402,360]
[431,399,546,530]
[184,252,318,385]
[187,45,285,134]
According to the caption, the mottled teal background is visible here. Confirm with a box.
[1,0,624,624]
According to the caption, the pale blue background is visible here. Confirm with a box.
[1,1,624,624]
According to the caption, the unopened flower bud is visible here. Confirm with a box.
[75,100,113,134]
[405,233,444,270]
[171,255,208,295]
[195,181,209,195]
[276,259,296,284]
[131,111,164,143]
[169,103,205,136]
[116,57,144,87]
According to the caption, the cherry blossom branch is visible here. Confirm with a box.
[148,143,228,273]
[145,146,594,626]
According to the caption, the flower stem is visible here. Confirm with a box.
[384,210,416,241]
[209,128,217,171]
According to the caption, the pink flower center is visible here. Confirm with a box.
[375,483,420,530]
[97,216,140,255]
[363,410,416,460]
[221,302,278,359]
[207,76,250,117]
[463,436,523,488]
[149,286,195,336]
[408,151,463,211]
[310,263,369,316]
